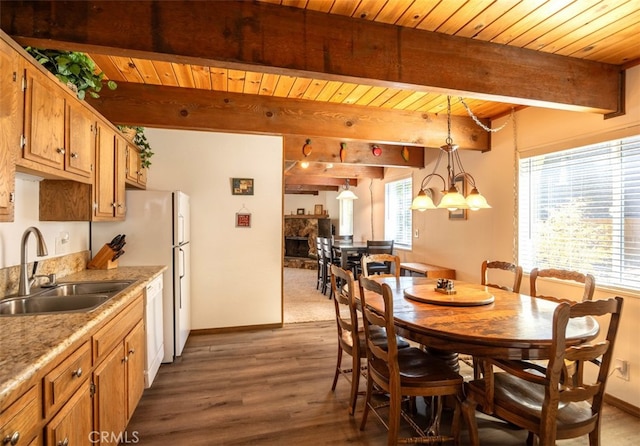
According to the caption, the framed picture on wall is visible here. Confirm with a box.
[236,212,251,227]
[448,176,468,220]
[232,178,254,195]
[314,204,323,215]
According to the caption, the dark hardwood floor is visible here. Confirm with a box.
[126,321,639,445]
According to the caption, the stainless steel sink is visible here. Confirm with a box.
[0,280,135,316]
[35,280,134,297]
[0,294,111,315]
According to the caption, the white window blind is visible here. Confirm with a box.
[385,178,412,249]
[519,135,640,291]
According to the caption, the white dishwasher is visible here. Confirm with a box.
[145,275,164,388]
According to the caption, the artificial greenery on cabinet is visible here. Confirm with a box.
[117,126,154,168]
[24,47,117,100]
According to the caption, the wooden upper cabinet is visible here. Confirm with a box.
[115,135,127,219]
[125,143,147,189]
[94,122,118,220]
[0,36,20,222]
[23,64,66,170]
[66,102,95,178]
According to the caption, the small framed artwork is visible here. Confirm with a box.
[232,178,254,195]
[449,177,468,220]
[314,204,323,215]
[236,212,251,228]
[296,208,305,215]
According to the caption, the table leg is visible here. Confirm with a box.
[424,347,460,373]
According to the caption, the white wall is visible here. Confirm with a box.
[0,174,88,269]
[144,129,283,329]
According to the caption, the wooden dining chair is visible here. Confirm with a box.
[332,235,360,274]
[365,240,395,275]
[321,237,337,298]
[330,265,409,415]
[529,267,595,303]
[462,296,624,446]
[315,236,326,292]
[358,276,465,445]
[361,254,401,279]
[481,260,523,293]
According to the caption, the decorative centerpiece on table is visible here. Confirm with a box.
[435,278,456,294]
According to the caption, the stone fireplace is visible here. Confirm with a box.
[284,216,331,267]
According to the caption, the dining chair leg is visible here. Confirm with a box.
[331,346,343,391]
[360,374,374,431]
[349,353,360,415]
[387,388,401,446]
[461,396,480,446]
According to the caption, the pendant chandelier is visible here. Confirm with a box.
[410,96,491,212]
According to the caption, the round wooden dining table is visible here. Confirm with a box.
[365,276,600,361]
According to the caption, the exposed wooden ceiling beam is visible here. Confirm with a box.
[1,0,621,114]
[285,176,364,186]
[284,136,424,168]
[86,82,489,150]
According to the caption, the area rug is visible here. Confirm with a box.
[284,267,334,323]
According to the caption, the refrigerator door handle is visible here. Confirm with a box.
[179,247,185,308]
[178,214,185,245]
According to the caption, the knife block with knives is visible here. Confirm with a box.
[88,234,126,270]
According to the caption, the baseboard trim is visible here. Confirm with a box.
[605,393,640,417]
[191,322,283,335]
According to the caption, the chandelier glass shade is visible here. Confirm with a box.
[336,179,358,200]
[410,96,491,212]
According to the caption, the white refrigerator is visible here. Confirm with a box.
[91,190,191,364]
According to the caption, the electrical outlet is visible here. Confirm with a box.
[55,231,70,255]
[614,359,629,381]
[414,229,419,238]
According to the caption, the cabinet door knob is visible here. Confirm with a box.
[122,356,128,363]
[56,148,66,154]
[58,438,69,446]
[70,152,79,158]
[128,348,135,355]
[3,432,19,445]
[72,367,82,378]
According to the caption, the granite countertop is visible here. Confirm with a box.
[0,265,167,408]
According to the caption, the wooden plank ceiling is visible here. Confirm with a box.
[3,0,639,194]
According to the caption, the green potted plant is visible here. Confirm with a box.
[24,47,117,100]
[117,125,154,168]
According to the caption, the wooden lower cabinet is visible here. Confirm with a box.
[125,322,145,421]
[93,343,127,445]
[45,379,92,446]
[0,386,41,446]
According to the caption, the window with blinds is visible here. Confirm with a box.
[519,135,640,291]
[385,177,412,249]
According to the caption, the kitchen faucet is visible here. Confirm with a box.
[18,226,49,296]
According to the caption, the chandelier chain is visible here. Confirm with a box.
[459,97,512,133]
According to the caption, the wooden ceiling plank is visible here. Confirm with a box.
[87,54,125,82]
[191,65,212,90]
[304,0,336,14]
[552,7,640,58]
[88,82,490,150]
[3,0,622,113]
[227,69,246,93]
[259,72,279,96]
[353,85,386,106]
[243,71,263,95]
[415,0,467,32]
[327,0,359,16]
[284,135,425,168]
[209,67,228,91]
[395,0,441,28]
[455,0,523,38]
[301,79,329,100]
[342,84,375,106]
[352,0,388,21]
[171,62,195,88]
[273,75,296,97]
[587,29,640,65]
[512,0,604,49]
[473,1,548,42]
[373,0,414,25]
[403,91,439,111]
[131,57,161,84]
[151,60,179,87]
[436,0,495,35]
[367,87,404,107]
[110,56,144,83]
[490,0,574,46]
[315,80,343,102]
[379,90,418,109]
[328,82,359,103]
[393,91,428,110]
[289,77,314,99]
